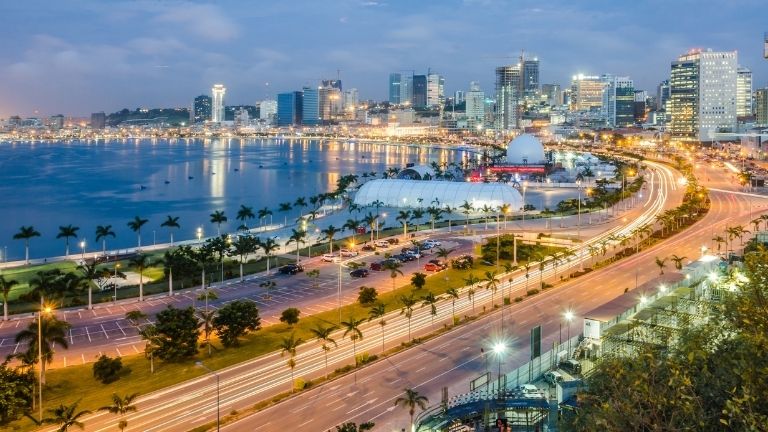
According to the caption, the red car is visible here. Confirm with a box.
[424,262,443,272]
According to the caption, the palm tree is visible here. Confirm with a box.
[321,225,341,254]
[368,302,387,354]
[670,254,687,270]
[127,216,149,248]
[435,247,455,262]
[294,197,308,217]
[394,388,429,432]
[484,270,500,308]
[197,309,216,356]
[310,323,338,378]
[43,400,91,431]
[56,225,80,258]
[655,256,668,275]
[279,332,303,393]
[445,287,459,323]
[236,205,255,230]
[460,200,474,228]
[260,237,280,275]
[13,225,41,264]
[137,323,160,373]
[399,294,417,341]
[463,273,480,312]
[230,235,259,282]
[129,254,149,301]
[95,225,116,256]
[286,229,307,263]
[77,261,111,310]
[209,210,227,236]
[341,315,365,365]
[0,275,18,321]
[98,393,138,432]
[15,313,71,384]
[396,210,412,239]
[343,218,361,243]
[363,212,378,243]
[383,260,403,291]
[160,215,180,246]
[257,207,273,229]
[278,202,293,226]
[410,208,426,232]
[421,292,441,329]
[712,235,726,254]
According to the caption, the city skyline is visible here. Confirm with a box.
[1,0,767,117]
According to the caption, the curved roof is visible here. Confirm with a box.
[506,134,546,165]
[353,179,523,213]
[397,165,435,180]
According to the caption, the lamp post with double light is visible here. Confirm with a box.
[492,342,507,389]
[80,240,86,260]
[113,264,121,305]
[564,311,574,358]
[195,361,220,432]
[38,303,53,421]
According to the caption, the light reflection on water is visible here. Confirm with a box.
[0,138,466,260]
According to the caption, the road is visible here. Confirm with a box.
[39,160,690,432]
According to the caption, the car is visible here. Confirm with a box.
[394,253,415,262]
[543,371,564,386]
[321,253,339,263]
[369,262,384,271]
[350,268,369,278]
[385,238,400,245]
[405,250,422,259]
[424,262,443,272]
[278,264,304,275]
[374,240,390,248]
[340,249,359,257]
[381,258,401,266]
[428,259,448,269]
[361,244,376,251]
[559,359,582,375]
[515,384,546,399]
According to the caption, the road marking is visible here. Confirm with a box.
[100,324,109,339]
[297,418,315,428]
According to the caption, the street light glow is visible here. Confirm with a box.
[658,284,667,293]
[564,311,574,322]
[492,342,507,355]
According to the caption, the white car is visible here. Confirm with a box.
[340,249,359,257]
[321,254,339,262]
[374,240,390,248]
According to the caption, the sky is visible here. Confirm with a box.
[1,0,767,117]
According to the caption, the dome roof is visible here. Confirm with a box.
[397,165,435,180]
[506,134,546,165]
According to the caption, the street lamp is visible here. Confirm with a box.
[564,311,574,358]
[492,342,507,388]
[378,212,387,240]
[521,182,528,227]
[197,227,203,244]
[113,264,121,304]
[38,303,53,421]
[576,180,582,239]
[79,240,86,260]
[195,361,220,432]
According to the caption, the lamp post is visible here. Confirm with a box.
[38,302,52,421]
[79,240,86,260]
[197,227,203,244]
[576,180,582,239]
[378,213,387,239]
[195,361,220,432]
[521,182,528,227]
[337,256,343,325]
[492,342,507,390]
[564,311,574,358]
[586,188,592,225]
[113,264,121,305]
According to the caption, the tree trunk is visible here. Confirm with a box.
[88,285,93,310]
[239,260,244,282]
[168,267,173,297]
[139,270,144,301]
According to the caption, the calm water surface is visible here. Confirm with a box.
[0,138,466,260]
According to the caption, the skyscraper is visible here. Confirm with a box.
[541,84,561,106]
[669,49,737,141]
[736,66,753,117]
[454,90,465,106]
[400,74,413,106]
[465,81,485,125]
[321,79,342,91]
[570,75,605,111]
[412,75,427,108]
[193,95,212,123]
[343,88,359,112]
[258,100,277,122]
[426,73,444,107]
[277,91,303,126]
[495,64,522,130]
[522,58,540,99]
[601,75,635,127]
[388,73,401,104]
[319,85,342,123]
[90,112,106,129]
[656,80,670,111]
[756,88,768,126]
[302,87,320,126]
[211,84,226,123]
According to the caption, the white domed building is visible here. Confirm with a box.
[506,134,547,165]
[469,134,549,181]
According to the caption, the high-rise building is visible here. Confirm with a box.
[388,73,401,104]
[756,88,768,126]
[412,75,427,108]
[90,112,106,129]
[277,91,303,126]
[656,80,670,111]
[669,49,737,141]
[634,90,648,122]
[465,81,485,124]
[400,74,413,106]
[258,100,277,122]
[343,88,359,112]
[193,95,212,123]
[736,66,753,117]
[319,85,342,122]
[426,73,444,108]
[302,87,320,126]
[523,58,540,99]
[454,90,465,106]
[541,84,561,106]
[764,32,768,59]
[211,84,226,123]
[48,114,64,130]
[495,64,522,130]
[601,75,635,127]
[570,75,605,111]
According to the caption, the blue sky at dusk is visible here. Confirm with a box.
[1,0,766,117]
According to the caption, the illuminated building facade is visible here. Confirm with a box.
[211,84,226,123]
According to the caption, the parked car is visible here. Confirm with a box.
[543,371,564,386]
[369,262,384,271]
[361,244,376,252]
[424,262,444,272]
[340,249,359,257]
[405,250,423,258]
[559,359,582,375]
[394,253,415,262]
[428,259,448,269]
[374,240,390,248]
[321,253,339,263]
[350,268,370,278]
[381,258,401,266]
[279,264,304,275]
[451,254,474,269]
[385,238,400,245]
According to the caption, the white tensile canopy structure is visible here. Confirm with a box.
[353,179,523,213]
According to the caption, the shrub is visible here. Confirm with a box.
[526,289,540,296]
[92,354,128,384]
[514,296,523,303]
[280,308,301,326]
[357,286,378,306]
[504,296,511,305]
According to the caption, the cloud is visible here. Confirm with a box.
[154,4,240,41]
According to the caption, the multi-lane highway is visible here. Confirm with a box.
[37,159,699,432]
